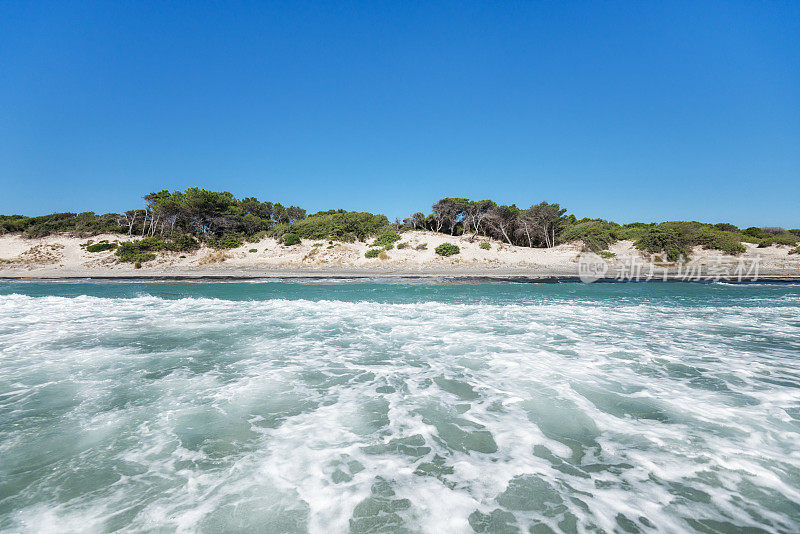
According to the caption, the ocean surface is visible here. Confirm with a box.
[1,281,799,533]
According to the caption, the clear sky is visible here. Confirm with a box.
[1,1,798,227]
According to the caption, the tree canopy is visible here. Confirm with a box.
[2,189,798,262]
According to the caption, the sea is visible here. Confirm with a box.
[1,281,799,533]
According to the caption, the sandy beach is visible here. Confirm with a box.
[1,231,798,281]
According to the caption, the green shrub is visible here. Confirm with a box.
[759,233,799,247]
[372,231,401,250]
[559,220,620,251]
[714,223,739,232]
[742,227,767,239]
[632,222,750,260]
[694,228,746,255]
[85,242,117,252]
[5,212,125,238]
[365,248,381,258]
[415,243,428,250]
[396,242,409,249]
[208,234,244,249]
[598,250,616,259]
[115,235,199,263]
[249,248,257,253]
[435,242,460,256]
[634,225,690,262]
[282,233,301,246]
[789,245,800,255]
[246,230,268,243]
[271,210,390,242]
[479,242,491,250]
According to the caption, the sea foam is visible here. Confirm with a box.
[1,284,799,533]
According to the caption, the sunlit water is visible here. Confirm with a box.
[1,282,799,533]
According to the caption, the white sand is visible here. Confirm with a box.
[1,231,798,280]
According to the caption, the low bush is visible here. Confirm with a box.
[559,219,621,252]
[759,233,799,247]
[249,248,257,253]
[3,212,125,238]
[396,242,409,249]
[372,231,401,250]
[115,235,199,263]
[435,242,460,256]
[282,233,301,246]
[694,228,746,255]
[598,250,616,259]
[245,230,268,243]
[85,242,117,252]
[633,222,750,260]
[634,225,691,262]
[365,248,381,258]
[271,210,390,242]
[479,242,491,250]
[742,227,767,239]
[208,234,244,249]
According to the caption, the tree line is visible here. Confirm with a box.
[403,198,567,248]
[2,188,799,260]
[127,188,306,237]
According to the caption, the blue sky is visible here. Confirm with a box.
[1,1,798,227]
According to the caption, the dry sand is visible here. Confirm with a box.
[1,231,799,281]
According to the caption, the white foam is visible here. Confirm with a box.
[1,292,799,532]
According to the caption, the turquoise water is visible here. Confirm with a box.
[1,282,799,533]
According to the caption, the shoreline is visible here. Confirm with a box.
[2,272,799,284]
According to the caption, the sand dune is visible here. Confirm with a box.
[1,231,798,280]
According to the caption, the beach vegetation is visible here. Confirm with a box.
[480,242,491,250]
[560,219,621,252]
[85,242,118,252]
[0,212,123,237]
[282,233,301,246]
[208,234,244,249]
[115,235,199,263]
[246,230,268,243]
[364,248,382,258]
[271,210,389,242]
[435,243,460,256]
[372,231,401,250]
[2,189,793,262]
